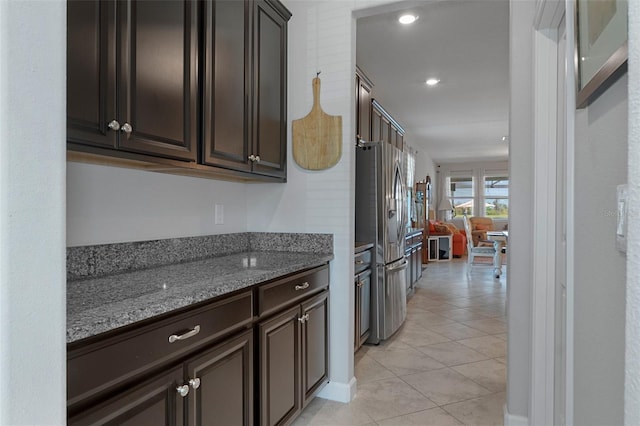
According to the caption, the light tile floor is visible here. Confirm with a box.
[293,258,507,426]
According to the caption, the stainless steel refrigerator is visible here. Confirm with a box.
[355,142,408,343]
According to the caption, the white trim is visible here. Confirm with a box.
[531,24,559,426]
[535,0,564,30]
[504,404,529,426]
[316,377,357,403]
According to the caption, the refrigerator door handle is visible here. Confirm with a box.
[387,259,409,273]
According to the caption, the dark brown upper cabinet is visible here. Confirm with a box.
[355,67,373,143]
[371,99,405,151]
[202,0,290,180]
[67,0,198,161]
[68,0,290,181]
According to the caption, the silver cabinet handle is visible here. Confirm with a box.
[248,154,256,162]
[177,384,190,397]
[120,122,133,134]
[255,155,261,163]
[108,120,120,131]
[168,325,201,343]
[355,260,365,265]
[294,282,310,291]
[189,378,201,390]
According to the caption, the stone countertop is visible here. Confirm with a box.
[354,241,374,254]
[67,250,333,343]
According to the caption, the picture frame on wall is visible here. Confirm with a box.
[576,0,628,108]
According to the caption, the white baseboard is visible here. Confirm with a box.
[504,404,528,426]
[316,377,357,403]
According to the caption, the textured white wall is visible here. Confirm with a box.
[626,2,640,425]
[247,0,358,400]
[507,0,535,418]
[0,1,66,423]
[67,163,248,246]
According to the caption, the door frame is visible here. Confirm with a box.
[530,0,575,425]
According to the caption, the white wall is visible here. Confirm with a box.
[507,0,536,419]
[0,1,66,423]
[573,74,627,426]
[67,163,248,246]
[247,0,357,399]
[411,138,437,187]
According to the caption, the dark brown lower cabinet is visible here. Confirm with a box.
[259,290,328,426]
[186,330,253,426]
[69,330,253,426]
[67,265,329,426]
[68,366,185,426]
[354,269,371,352]
[301,291,329,404]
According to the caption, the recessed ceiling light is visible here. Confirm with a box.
[399,14,418,25]
[425,78,440,86]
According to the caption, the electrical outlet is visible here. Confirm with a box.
[214,204,224,225]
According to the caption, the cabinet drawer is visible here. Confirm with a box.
[258,266,329,317]
[354,249,372,275]
[412,235,422,245]
[68,290,253,410]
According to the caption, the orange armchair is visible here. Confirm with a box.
[467,217,495,247]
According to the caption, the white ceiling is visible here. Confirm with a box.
[356,0,510,164]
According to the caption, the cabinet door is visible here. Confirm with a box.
[358,273,371,346]
[202,0,252,172]
[416,245,423,279]
[68,366,184,426]
[405,251,412,292]
[354,275,361,352]
[381,116,391,145]
[67,0,116,148]
[185,330,253,426]
[117,0,197,160]
[371,106,382,142]
[301,291,329,405]
[357,77,372,142]
[252,0,288,178]
[259,305,301,426]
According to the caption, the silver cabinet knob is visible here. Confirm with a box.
[108,120,120,131]
[248,154,256,162]
[254,155,261,163]
[176,384,190,397]
[189,378,201,390]
[121,122,133,134]
[298,313,310,323]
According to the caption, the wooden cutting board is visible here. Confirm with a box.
[292,77,342,170]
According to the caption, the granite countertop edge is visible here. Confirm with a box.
[67,251,334,344]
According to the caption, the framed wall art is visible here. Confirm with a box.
[576,0,628,108]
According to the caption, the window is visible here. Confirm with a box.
[484,176,509,218]
[449,176,474,216]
